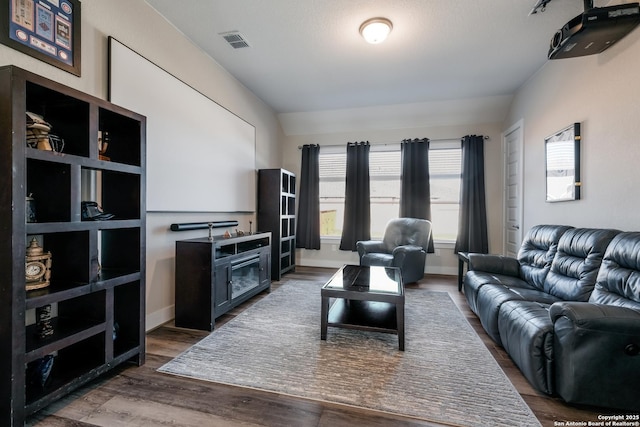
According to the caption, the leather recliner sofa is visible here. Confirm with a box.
[463,225,640,411]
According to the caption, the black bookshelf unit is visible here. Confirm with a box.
[257,169,296,280]
[0,66,146,426]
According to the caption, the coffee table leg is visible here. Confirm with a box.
[397,301,405,351]
[321,295,328,340]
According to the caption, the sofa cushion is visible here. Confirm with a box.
[517,224,573,290]
[590,231,640,310]
[381,217,431,253]
[476,284,560,345]
[463,271,533,315]
[498,300,555,395]
[544,228,619,301]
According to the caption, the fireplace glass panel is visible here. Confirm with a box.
[231,255,261,299]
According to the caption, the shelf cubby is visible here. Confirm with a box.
[25,81,91,158]
[98,108,143,166]
[25,332,107,407]
[113,281,142,358]
[100,228,142,272]
[27,159,73,223]
[82,168,142,220]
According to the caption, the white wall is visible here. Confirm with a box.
[0,0,284,330]
[504,29,640,232]
[282,122,506,276]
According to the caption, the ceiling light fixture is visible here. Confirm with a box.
[359,17,393,44]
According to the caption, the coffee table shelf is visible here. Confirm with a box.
[327,299,398,333]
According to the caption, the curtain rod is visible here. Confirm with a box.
[297,135,489,149]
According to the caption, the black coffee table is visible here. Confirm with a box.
[321,265,405,350]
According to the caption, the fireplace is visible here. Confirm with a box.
[231,254,261,299]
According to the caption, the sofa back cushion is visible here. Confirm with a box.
[517,225,573,290]
[544,228,620,301]
[590,232,640,311]
[382,218,431,253]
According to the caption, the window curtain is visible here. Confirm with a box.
[455,135,489,254]
[296,144,321,249]
[339,142,371,251]
[400,138,434,252]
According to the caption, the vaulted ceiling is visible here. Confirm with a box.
[145,0,591,131]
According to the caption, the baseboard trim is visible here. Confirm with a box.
[146,304,174,332]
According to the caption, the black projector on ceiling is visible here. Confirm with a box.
[548,2,640,59]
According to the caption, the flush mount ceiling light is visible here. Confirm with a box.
[359,17,393,44]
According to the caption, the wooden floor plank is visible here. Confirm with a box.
[27,267,608,427]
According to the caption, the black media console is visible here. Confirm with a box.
[174,232,271,331]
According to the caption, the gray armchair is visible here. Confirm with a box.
[356,218,432,284]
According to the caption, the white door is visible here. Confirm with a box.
[503,120,524,257]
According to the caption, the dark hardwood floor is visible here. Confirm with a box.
[27,267,610,427]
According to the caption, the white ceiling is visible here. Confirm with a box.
[145,0,590,130]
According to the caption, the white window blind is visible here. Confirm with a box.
[318,142,461,241]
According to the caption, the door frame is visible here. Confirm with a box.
[502,119,524,255]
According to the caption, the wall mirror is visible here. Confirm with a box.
[545,123,581,202]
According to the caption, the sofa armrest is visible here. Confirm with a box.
[391,245,426,283]
[467,253,520,277]
[391,244,424,256]
[549,301,640,411]
[356,240,385,258]
[550,302,640,334]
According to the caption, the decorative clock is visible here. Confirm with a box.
[25,238,52,291]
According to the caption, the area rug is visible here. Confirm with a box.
[158,281,541,427]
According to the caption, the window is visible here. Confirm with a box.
[319,150,346,237]
[369,149,401,238]
[318,142,461,241]
[429,144,462,241]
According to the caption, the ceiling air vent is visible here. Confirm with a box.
[220,31,250,49]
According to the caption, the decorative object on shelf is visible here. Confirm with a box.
[223,230,232,238]
[236,229,245,236]
[25,111,64,152]
[26,193,37,223]
[25,238,52,291]
[1,0,81,76]
[26,355,55,389]
[36,304,54,339]
[249,221,253,235]
[81,201,115,221]
[98,130,111,161]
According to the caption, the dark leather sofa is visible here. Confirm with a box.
[463,225,640,411]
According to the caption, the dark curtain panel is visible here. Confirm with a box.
[340,142,371,251]
[455,135,489,254]
[400,138,434,253]
[296,144,321,249]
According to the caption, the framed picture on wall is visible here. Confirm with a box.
[0,0,81,76]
